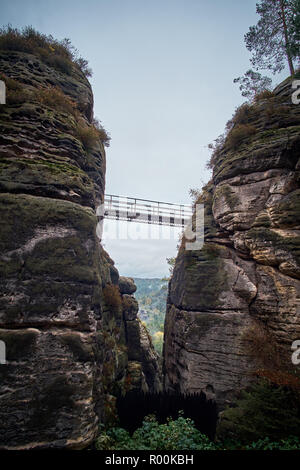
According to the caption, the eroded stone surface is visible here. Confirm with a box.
[164,77,300,410]
[0,50,160,449]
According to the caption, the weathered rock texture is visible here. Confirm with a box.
[164,78,300,409]
[0,50,160,449]
[121,278,162,394]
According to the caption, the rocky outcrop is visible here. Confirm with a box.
[164,77,300,409]
[121,277,162,394]
[0,49,160,449]
[119,276,137,295]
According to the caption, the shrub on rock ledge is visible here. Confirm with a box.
[0,25,92,77]
[216,380,300,444]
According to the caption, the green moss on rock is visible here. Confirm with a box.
[170,242,227,311]
[214,184,239,210]
[248,226,300,266]
[270,190,300,227]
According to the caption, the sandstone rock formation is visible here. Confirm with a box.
[119,276,137,295]
[164,77,300,409]
[0,49,160,449]
[121,278,162,394]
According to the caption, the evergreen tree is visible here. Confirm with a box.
[217,380,300,443]
[245,0,299,75]
[289,0,300,63]
[233,69,272,100]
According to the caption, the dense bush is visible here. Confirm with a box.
[207,104,257,167]
[225,123,257,150]
[226,103,253,130]
[74,122,101,151]
[216,380,300,444]
[116,391,217,438]
[93,118,111,147]
[207,133,226,169]
[245,437,300,450]
[254,89,275,102]
[0,25,92,77]
[96,414,217,450]
[95,413,300,450]
[74,119,110,151]
[103,284,122,314]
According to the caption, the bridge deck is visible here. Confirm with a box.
[104,194,192,227]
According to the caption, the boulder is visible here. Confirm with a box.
[119,276,137,295]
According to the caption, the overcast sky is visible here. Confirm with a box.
[1,0,288,277]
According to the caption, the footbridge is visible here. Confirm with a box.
[103,194,193,228]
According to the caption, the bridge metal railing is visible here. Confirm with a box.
[103,194,193,228]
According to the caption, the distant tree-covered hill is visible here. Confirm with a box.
[134,278,168,355]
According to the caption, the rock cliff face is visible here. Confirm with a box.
[120,276,162,394]
[164,78,300,409]
[0,50,160,449]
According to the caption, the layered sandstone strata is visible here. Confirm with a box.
[0,50,160,449]
[164,77,300,409]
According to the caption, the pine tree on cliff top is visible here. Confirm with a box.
[245,0,299,75]
[289,0,300,61]
[235,0,300,99]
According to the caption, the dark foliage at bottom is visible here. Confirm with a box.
[116,391,218,439]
